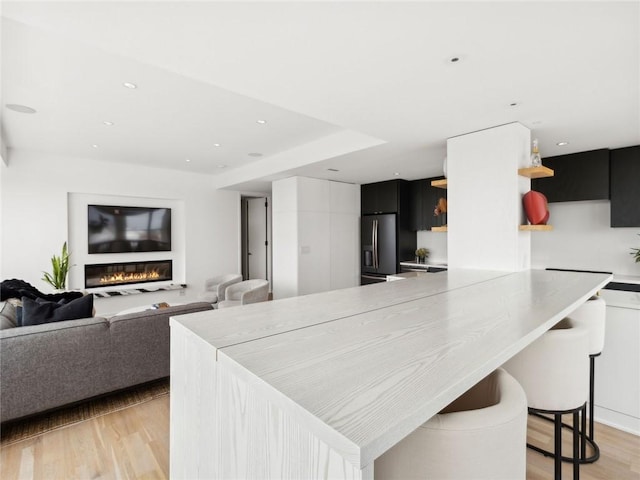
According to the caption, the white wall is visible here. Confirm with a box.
[272,177,359,299]
[532,200,640,277]
[0,150,241,315]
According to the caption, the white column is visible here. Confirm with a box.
[447,122,532,271]
[272,177,302,299]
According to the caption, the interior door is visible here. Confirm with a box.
[247,197,268,281]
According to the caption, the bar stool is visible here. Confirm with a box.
[502,318,589,480]
[569,295,606,463]
[374,368,527,480]
[530,296,606,464]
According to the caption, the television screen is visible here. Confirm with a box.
[88,205,171,254]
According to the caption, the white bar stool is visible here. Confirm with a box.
[529,295,606,464]
[374,368,527,480]
[502,318,589,480]
[569,295,606,462]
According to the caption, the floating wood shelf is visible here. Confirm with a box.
[431,226,448,232]
[518,166,554,179]
[519,225,553,231]
[431,179,448,189]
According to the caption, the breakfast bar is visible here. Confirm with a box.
[169,269,612,479]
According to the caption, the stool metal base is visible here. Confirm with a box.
[526,404,585,480]
[529,411,600,464]
[528,354,601,465]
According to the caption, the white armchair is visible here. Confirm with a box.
[217,279,269,309]
[197,274,242,304]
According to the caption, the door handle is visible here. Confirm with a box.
[373,220,379,269]
[371,220,376,269]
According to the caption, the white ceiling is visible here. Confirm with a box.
[2,1,639,193]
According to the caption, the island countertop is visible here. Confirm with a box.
[170,268,611,478]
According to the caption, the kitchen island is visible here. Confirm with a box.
[170,269,611,479]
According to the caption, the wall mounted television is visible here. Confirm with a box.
[88,205,172,254]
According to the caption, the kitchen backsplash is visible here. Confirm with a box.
[416,199,640,279]
[531,199,640,277]
[415,230,448,265]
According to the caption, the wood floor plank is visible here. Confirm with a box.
[1,395,638,479]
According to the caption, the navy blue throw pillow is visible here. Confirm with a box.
[21,294,93,326]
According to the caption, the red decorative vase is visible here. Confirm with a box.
[523,191,549,225]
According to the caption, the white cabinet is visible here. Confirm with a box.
[272,177,359,299]
[595,289,640,435]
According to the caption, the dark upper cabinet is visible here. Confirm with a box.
[409,176,446,231]
[360,183,378,215]
[532,149,610,202]
[409,180,427,230]
[361,179,409,215]
[610,145,640,227]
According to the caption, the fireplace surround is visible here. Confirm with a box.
[84,260,173,289]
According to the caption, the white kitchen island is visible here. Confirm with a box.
[170,269,611,479]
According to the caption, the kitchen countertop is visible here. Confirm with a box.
[399,260,448,269]
[387,271,429,280]
[173,269,505,349]
[171,269,612,474]
[545,268,640,292]
[600,288,640,310]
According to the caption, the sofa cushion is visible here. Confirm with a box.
[0,301,17,329]
[21,294,94,326]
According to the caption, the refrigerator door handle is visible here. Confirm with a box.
[373,219,379,269]
[371,220,376,269]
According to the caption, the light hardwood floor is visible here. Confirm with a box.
[1,396,638,479]
[526,414,639,480]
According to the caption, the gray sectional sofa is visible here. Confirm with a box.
[0,301,213,423]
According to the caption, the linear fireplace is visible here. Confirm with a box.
[85,260,173,288]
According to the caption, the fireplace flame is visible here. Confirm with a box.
[99,269,161,285]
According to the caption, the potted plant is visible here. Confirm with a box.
[42,242,73,290]
[415,248,429,264]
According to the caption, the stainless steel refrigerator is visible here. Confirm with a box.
[361,213,402,284]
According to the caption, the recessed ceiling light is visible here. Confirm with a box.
[213,143,221,147]
[103,121,114,126]
[327,168,339,172]
[92,144,99,148]
[123,82,137,89]
[185,158,191,162]
[217,164,227,169]
[6,104,37,114]
[248,152,263,157]
[256,120,267,125]
[393,172,400,176]
[556,141,569,146]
